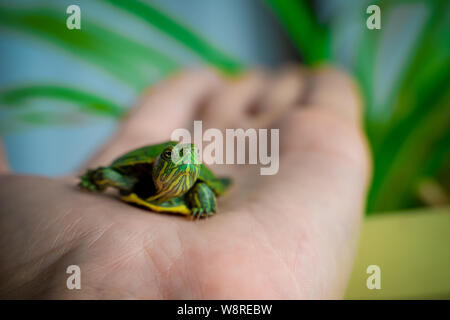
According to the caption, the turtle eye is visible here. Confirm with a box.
[162,149,172,160]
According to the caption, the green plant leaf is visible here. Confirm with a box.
[0,7,180,90]
[17,111,89,126]
[367,71,450,212]
[102,0,243,74]
[366,1,450,212]
[0,85,126,118]
[264,0,330,64]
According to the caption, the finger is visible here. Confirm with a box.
[197,70,272,186]
[202,65,307,130]
[253,64,308,128]
[200,67,306,190]
[201,69,270,130]
[0,140,10,173]
[262,67,369,223]
[299,65,363,125]
[244,67,370,297]
[83,68,223,168]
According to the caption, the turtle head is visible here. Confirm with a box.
[152,143,201,198]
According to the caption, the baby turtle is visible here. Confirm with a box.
[79,141,231,218]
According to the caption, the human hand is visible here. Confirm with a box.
[0,67,370,299]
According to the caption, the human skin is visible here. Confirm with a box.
[0,66,371,299]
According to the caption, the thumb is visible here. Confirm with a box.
[248,66,371,298]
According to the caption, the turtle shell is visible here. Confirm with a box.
[110,141,230,196]
[110,141,177,169]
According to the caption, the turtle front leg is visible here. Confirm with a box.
[79,167,136,192]
[187,182,217,219]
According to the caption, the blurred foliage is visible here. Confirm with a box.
[0,0,448,213]
[266,0,450,213]
[103,0,242,74]
[0,85,125,118]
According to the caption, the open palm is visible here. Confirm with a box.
[0,67,370,299]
